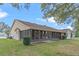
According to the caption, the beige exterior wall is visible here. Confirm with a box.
[66,29,74,39]
[10,20,30,40]
[10,20,67,41]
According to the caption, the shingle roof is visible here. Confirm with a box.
[16,19,66,33]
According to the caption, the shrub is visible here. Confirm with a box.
[76,31,79,37]
[7,36,13,39]
[23,37,31,45]
[61,35,66,40]
[63,35,66,39]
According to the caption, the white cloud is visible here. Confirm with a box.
[0,9,8,19]
[67,26,73,30]
[36,18,46,22]
[47,17,56,23]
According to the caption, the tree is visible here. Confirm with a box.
[0,22,10,38]
[4,28,10,38]
[0,3,30,10]
[41,3,79,30]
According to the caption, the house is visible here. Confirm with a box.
[0,32,7,38]
[10,19,73,42]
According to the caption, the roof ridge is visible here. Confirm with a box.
[14,19,65,32]
[16,19,53,28]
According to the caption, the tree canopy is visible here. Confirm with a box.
[41,3,79,30]
[0,3,79,30]
[0,3,30,10]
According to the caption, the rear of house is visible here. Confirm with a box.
[10,19,72,42]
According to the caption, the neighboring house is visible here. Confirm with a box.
[0,30,7,38]
[0,32,7,38]
[10,19,74,42]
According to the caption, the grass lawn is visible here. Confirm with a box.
[0,39,79,56]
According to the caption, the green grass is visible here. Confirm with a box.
[0,38,79,56]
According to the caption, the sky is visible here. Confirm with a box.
[0,3,73,30]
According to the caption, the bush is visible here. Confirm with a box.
[7,36,13,39]
[63,35,66,39]
[76,31,79,37]
[23,37,31,45]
